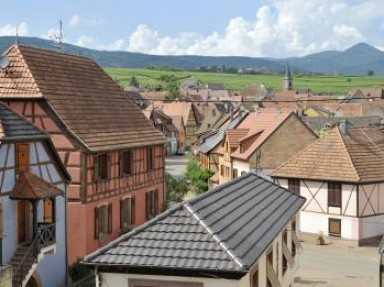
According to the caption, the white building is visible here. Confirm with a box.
[0,103,70,287]
[83,172,305,287]
[272,123,384,244]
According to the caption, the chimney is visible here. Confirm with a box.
[339,120,349,134]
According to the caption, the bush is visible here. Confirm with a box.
[165,173,188,205]
[185,159,213,194]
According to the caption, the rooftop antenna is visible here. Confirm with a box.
[54,20,63,52]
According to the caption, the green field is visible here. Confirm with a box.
[105,67,384,94]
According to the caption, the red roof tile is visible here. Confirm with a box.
[10,171,63,200]
[231,109,294,160]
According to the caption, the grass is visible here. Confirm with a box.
[104,67,384,94]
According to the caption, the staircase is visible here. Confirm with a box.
[11,245,38,287]
[11,223,56,287]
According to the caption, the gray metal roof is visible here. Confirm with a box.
[198,109,249,154]
[0,102,46,139]
[84,173,305,274]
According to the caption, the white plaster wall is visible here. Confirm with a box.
[232,160,250,176]
[100,273,241,287]
[342,184,357,216]
[300,181,327,213]
[300,212,360,240]
[360,214,384,240]
[358,183,384,216]
[275,178,288,189]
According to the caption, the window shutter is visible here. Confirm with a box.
[107,154,112,179]
[131,197,136,225]
[94,207,99,239]
[145,192,150,220]
[154,189,159,215]
[93,155,99,182]
[119,151,123,177]
[108,203,112,234]
[120,199,123,229]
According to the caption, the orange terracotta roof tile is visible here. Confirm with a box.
[272,126,384,182]
[226,129,249,148]
[10,171,63,200]
[231,109,294,160]
[1,45,165,151]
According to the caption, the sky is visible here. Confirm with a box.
[1,0,383,57]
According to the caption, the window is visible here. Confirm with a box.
[288,178,300,195]
[328,182,341,207]
[43,199,55,223]
[241,171,247,176]
[329,218,341,236]
[120,197,135,230]
[94,203,112,239]
[145,189,159,220]
[232,168,238,178]
[220,165,224,176]
[146,147,154,171]
[16,143,29,173]
[120,150,132,176]
[98,154,108,180]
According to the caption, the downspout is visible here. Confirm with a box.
[64,180,69,287]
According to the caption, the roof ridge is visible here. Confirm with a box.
[336,127,361,181]
[184,201,245,268]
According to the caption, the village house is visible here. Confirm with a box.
[0,45,166,265]
[168,115,186,154]
[143,109,178,155]
[218,109,318,185]
[0,102,70,287]
[198,108,249,181]
[148,101,202,147]
[271,123,384,244]
[83,173,305,287]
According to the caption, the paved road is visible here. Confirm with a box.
[165,155,189,177]
[295,242,379,287]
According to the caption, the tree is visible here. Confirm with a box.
[185,159,213,195]
[165,173,188,205]
[129,76,140,88]
[367,70,374,76]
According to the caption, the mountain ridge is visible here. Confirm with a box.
[0,37,383,76]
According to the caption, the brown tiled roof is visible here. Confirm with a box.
[272,126,384,182]
[226,129,249,148]
[10,171,63,200]
[1,45,165,152]
[231,109,294,160]
[150,102,201,126]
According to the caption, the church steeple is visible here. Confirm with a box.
[283,61,293,90]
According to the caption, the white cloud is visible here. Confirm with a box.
[41,28,61,40]
[333,24,364,41]
[97,39,126,51]
[0,22,28,36]
[75,35,94,47]
[69,15,105,27]
[127,0,383,57]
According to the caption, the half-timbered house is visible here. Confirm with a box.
[0,45,166,264]
[272,123,384,244]
[218,109,317,184]
[0,102,70,287]
[83,173,305,287]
